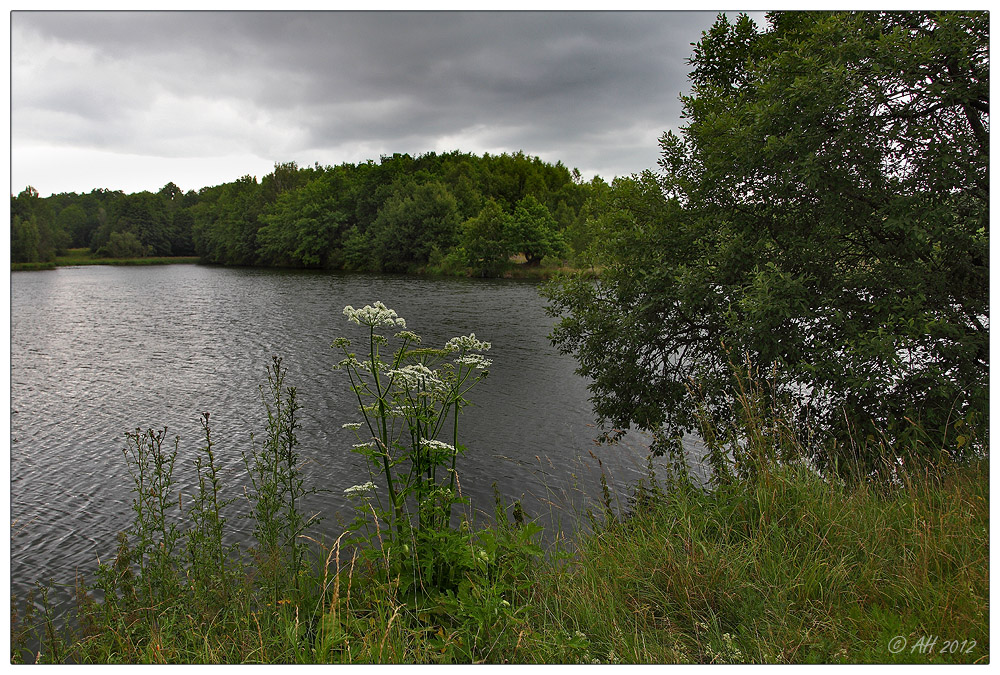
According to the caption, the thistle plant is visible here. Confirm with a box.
[122,427,183,613]
[333,301,491,591]
[243,355,313,606]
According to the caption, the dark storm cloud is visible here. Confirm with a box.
[12,10,729,193]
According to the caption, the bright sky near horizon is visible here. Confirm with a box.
[10,9,745,197]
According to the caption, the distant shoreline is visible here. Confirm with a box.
[11,249,200,271]
[11,247,599,280]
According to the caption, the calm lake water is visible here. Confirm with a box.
[10,264,689,617]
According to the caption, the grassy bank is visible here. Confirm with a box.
[12,458,988,664]
[547,460,989,664]
[11,248,200,271]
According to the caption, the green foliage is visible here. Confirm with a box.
[562,176,609,267]
[544,173,694,445]
[11,186,67,261]
[185,413,238,612]
[109,191,173,255]
[368,181,461,273]
[545,10,989,477]
[11,214,42,263]
[14,150,596,274]
[192,175,264,265]
[122,427,183,603]
[340,225,375,271]
[96,230,153,258]
[243,356,315,605]
[257,174,350,268]
[459,199,516,277]
[23,247,199,269]
[509,195,568,265]
[55,204,91,248]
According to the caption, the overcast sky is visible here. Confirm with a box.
[11,10,747,197]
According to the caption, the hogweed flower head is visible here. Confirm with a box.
[343,301,406,329]
[386,363,445,391]
[420,439,457,454]
[343,481,376,498]
[445,333,491,353]
[456,354,492,370]
[334,355,370,372]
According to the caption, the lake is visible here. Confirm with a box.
[10,264,693,618]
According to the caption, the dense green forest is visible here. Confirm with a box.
[10,150,602,276]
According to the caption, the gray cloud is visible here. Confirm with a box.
[11,10,732,195]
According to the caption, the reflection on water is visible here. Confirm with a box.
[10,265,689,618]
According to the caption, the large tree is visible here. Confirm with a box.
[368,180,461,273]
[545,11,988,477]
[509,195,568,265]
[11,186,67,261]
[109,191,171,255]
[460,199,516,277]
[257,171,352,268]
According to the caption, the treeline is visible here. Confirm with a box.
[11,150,607,275]
[10,183,196,263]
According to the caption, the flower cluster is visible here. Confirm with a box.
[455,354,492,370]
[343,481,376,498]
[420,439,456,453]
[445,333,491,353]
[343,301,406,329]
[333,355,373,372]
[385,364,445,391]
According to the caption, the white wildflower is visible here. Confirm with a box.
[444,333,491,353]
[341,422,362,430]
[388,404,417,417]
[343,481,376,498]
[455,354,492,369]
[420,439,456,453]
[334,355,370,372]
[386,364,444,390]
[394,330,421,343]
[342,301,406,329]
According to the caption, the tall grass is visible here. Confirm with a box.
[529,458,988,664]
